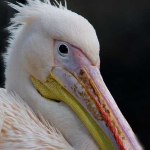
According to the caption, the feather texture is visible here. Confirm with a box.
[0,89,74,150]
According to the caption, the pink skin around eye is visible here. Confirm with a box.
[54,40,100,71]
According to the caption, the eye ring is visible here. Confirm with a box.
[57,43,69,56]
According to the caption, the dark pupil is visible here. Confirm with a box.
[59,44,68,54]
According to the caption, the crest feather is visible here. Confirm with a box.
[8,0,67,31]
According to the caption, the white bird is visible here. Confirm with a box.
[0,0,142,150]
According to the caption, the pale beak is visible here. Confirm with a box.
[31,65,142,150]
[51,66,142,150]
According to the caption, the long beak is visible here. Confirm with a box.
[31,66,142,150]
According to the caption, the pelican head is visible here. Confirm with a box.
[4,0,142,149]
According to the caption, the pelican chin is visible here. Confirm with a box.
[0,0,143,150]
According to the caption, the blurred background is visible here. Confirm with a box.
[0,0,149,149]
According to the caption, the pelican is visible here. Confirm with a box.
[0,0,142,149]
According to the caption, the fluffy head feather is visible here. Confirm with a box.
[6,0,99,67]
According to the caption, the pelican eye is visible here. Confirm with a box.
[58,44,69,56]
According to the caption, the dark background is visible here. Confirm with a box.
[0,0,149,149]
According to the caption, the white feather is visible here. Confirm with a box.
[5,0,99,67]
[2,0,100,149]
[0,89,74,150]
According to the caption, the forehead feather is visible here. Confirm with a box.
[9,0,100,65]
